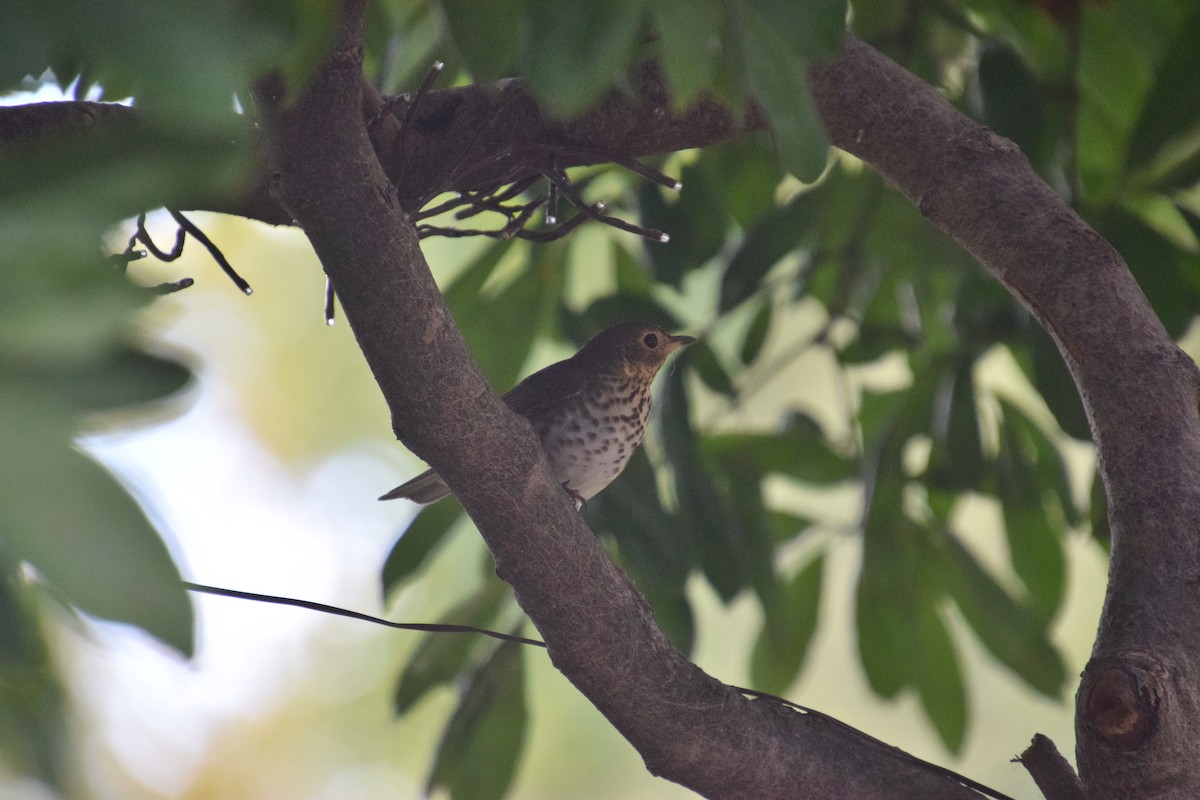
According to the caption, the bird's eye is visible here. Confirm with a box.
[642,333,659,349]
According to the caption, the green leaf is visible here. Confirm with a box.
[1022,324,1091,441]
[1073,0,1182,201]
[705,413,857,485]
[685,341,736,397]
[855,378,942,697]
[926,360,984,490]
[660,370,750,600]
[427,638,528,800]
[10,346,193,414]
[382,501,466,599]
[639,582,696,655]
[995,398,1069,623]
[1,128,249,323]
[1095,208,1200,340]
[709,135,788,228]
[2,0,307,130]
[767,510,813,543]
[650,0,721,107]
[437,0,522,82]
[586,448,696,652]
[587,449,692,591]
[937,533,1066,697]
[740,302,772,365]
[612,242,654,295]
[837,323,913,364]
[978,42,1050,174]
[719,192,817,311]
[0,564,69,790]
[523,0,647,117]
[394,578,509,714]
[638,160,730,286]
[856,512,919,697]
[744,0,847,59]
[915,605,967,753]
[370,3,445,94]
[0,387,193,655]
[739,5,833,180]
[1124,0,1200,174]
[715,445,788,610]
[750,553,823,694]
[446,241,550,391]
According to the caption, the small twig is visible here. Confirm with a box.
[515,210,591,242]
[387,60,445,193]
[414,192,477,221]
[1015,734,1086,800]
[550,146,683,191]
[109,249,146,270]
[455,192,546,222]
[546,156,560,224]
[367,59,444,131]
[133,213,187,261]
[168,209,252,295]
[324,278,336,325]
[418,144,511,211]
[545,169,669,242]
[184,581,546,647]
[484,174,542,206]
[416,204,591,242]
[149,277,195,295]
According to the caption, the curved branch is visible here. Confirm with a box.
[253,5,994,799]
[0,71,762,229]
[809,35,1200,800]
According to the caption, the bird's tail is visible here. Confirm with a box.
[378,469,451,503]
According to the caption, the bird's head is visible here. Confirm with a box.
[575,321,695,377]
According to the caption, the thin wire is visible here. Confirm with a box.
[183,582,546,647]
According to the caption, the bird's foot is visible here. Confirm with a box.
[562,483,586,511]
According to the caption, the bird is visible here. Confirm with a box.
[379,321,695,507]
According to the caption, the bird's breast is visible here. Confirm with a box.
[531,379,652,502]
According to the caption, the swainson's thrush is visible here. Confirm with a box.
[379,321,695,506]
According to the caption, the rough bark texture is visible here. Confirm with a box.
[809,35,1200,800]
[251,4,993,799]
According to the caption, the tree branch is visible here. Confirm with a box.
[1017,734,1086,800]
[809,34,1200,800]
[252,5,994,799]
[0,70,762,229]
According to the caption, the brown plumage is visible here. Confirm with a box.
[379,321,695,506]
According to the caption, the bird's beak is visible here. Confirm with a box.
[667,334,696,351]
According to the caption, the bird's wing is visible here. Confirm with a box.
[502,360,590,418]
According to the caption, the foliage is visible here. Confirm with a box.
[0,0,333,790]
[3,0,1200,797]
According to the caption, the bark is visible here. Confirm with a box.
[0,72,762,228]
[809,35,1200,800]
[250,3,994,799]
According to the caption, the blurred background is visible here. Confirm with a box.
[4,0,1199,797]
[6,207,1108,799]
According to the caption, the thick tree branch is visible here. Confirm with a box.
[0,71,762,229]
[809,35,1200,800]
[253,5,993,799]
